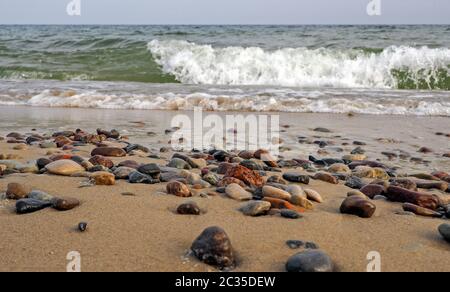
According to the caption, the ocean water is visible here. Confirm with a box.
[0,25,449,115]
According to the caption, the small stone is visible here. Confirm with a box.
[373,195,388,201]
[225,183,252,201]
[328,163,351,174]
[225,165,264,188]
[304,189,323,203]
[78,222,88,232]
[91,147,126,157]
[289,194,314,210]
[240,160,264,171]
[129,171,160,184]
[418,147,433,154]
[177,201,201,215]
[340,196,376,218]
[36,158,52,170]
[89,155,114,169]
[438,224,450,242]
[137,163,161,178]
[262,185,292,201]
[283,173,310,184]
[113,167,135,179]
[166,181,192,197]
[386,186,439,210]
[347,190,369,200]
[313,127,332,133]
[305,242,319,249]
[213,150,233,162]
[239,200,271,216]
[90,171,115,186]
[389,178,417,191]
[402,203,442,218]
[191,226,235,269]
[45,160,85,176]
[6,183,32,200]
[167,158,191,170]
[117,160,141,169]
[313,172,339,184]
[345,176,365,189]
[16,199,52,214]
[286,240,304,249]
[286,250,334,272]
[52,197,80,211]
[281,209,302,219]
[202,173,220,186]
[360,184,385,199]
[263,197,305,213]
[28,190,54,202]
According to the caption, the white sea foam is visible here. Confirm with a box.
[0,88,448,116]
[148,40,450,89]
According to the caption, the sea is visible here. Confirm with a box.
[0,25,449,115]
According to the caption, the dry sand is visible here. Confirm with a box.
[0,106,449,272]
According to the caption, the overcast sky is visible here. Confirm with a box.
[0,0,448,25]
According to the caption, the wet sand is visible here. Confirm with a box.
[0,106,449,272]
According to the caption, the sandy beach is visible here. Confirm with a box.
[0,106,449,272]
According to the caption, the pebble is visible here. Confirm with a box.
[167,158,192,170]
[313,172,339,184]
[438,224,450,242]
[28,190,54,202]
[217,177,246,188]
[16,199,52,214]
[263,197,305,213]
[386,186,439,210]
[240,159,264,171]
[328,163,351,174]
[373,195,388,201]
[202,173,220,186]
[129,171,160,184]
[6,182,32,200]
[91,147,126,157]
[402,203,442,218]
[345,176,365,189]
[360,184,385,199]
[281,209,302,219]
[166,181,192,197]
[89,155,114,169]
[285,250,334,272]
[283,173,310,184]
[225,183,253,201]
[117,160,141,169]
[289,194,314,210]
[340,196,376,218]
[225,165,264,188]
[389,178,417,191]
[286,240,305,249]
[45,160,85,176]
[78,222,88,232]
[177,201,201,215]
[347,190,369,200]
[313,127,332,133]
[137,163,161,178]
[191,226,235,269]
[239,200,271,216]
[52,197,80,211]
[262,185,292,201]
[90,171,115,186]
[304,189,323,203]
[36,158,52,170]
[113,167,135,179]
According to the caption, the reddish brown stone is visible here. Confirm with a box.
[91,147,126,157]
[166,181,192,197]
[386,186,440,210]
[225,165,264,188]
[360,184,385,199]
[340,196,376,218]
[54,136,72,148]
[216,177,246,188]
[262,197,305,213]
[49,154,74,161]
[217,162,235,175]
[117,160,141,169]
[402,203,442,218]
[89,155,114,169]
[313,172,339,184]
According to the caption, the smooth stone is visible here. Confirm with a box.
[137,163,161,178]
[89,155,114,169]
[225,165,264,188]
[6,182,32,200]
[36,158,52,170]
[91,147,126,157]
[340,196,376,218]
[286,240,304,249]
[402,203,442,218]
[281,209,302,219]
[240,159,264,171]
[267,175,288,185]
[328,163,351,174]
[283,173,310,184]
[87,165,109,172]
[96,128,120,139]
[160,172,185,183]
[386,186,440,210]
[286,250,334,272]
[217,177,246,188]
[177,201,201,215]
[342,154,367,161]
[217,162,235,175]
[263,197,305,213]
[166,181,192,197]
[129,171,160,184]
[191,226,235,269]
[360,184,385,199]
[389,178,417,191]
[113,166,135,179]
[78,222,88,232]
[28,190,54,202]
[45,160,85,176]
[313,172,339,184]
[52,197,80,211]
[347,190,369,200]
[117,160,141,169]
[213,150,233,162]
[202,173,220,186]
[90,171,115,186]
[373,195,388,201]
[16,199,52,214]
[313,127,332,133]
[345,176,366,189]
[225,183,252,201]
[354,166,390,180]
[262,185,292,201]
[305,242,319,249]
[286,185,306,198]
[239,200,271,216]
[167,158,191,170]
[304,189,323,203]
[438,224,450,242]
[289,194,314,210]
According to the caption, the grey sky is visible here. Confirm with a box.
[0,0,448,25]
